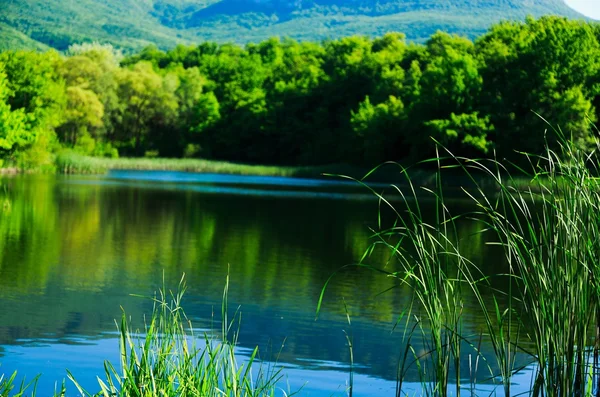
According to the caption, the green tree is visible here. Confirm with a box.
[424,112,493,157]
[403,32,488,158]
[477,17,600,157]
[191,92,221,135]
[61,44,122,145]
[113,62,178,155]
[350,95,407,164]
[0,63,29,155]
[0,50,65,167]
[419,33,482,119]
[256,39,326,164]
[192,43,270,162]
[58,86,104,146]
[153,65,215,156]
[0,50,66,131]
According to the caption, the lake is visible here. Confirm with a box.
[0,171,535,396]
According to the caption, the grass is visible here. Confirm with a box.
[53,150,371,179]
[435,135,600,396]
[460,137,600,396]
[317,131,600,396]
[53,150,450,183]
[52,151,545,192]
[320,154,473,397]
[0,275,285,397]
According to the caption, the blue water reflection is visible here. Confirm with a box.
[0,171,532,396]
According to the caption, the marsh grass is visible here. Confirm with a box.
[73,274,284,397]
[318,153,472,397]
[0,371,46,397]
[54,151,109,174]
[444,135,600,396]
[1,275,284,397]
[457,136,600,396]
[318,131,600,396]
[53,151,370,180]
[52,151,540,189]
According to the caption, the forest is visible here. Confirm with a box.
[1,15,599,170]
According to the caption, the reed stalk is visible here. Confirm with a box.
[451,132,600,397]
[1,276,283,397]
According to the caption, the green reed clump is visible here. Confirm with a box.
[54,154,328,178]
[321,132,600,396]
[54,151,108,174]
[0,371,66,396]
[1,276,283,397]
[0,371,34,396]
[68,275,283,397]
[52,152,406,181]
[453,134,600,396]
[319,154,471,397]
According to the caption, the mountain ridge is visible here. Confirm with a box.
[0,0,587,52]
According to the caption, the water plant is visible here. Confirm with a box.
[54,151,108,174]
[53,151,353,179]
[318,129,600,396]
[319,154,471,397]
[1,275,285,397]
[458,134,600,396]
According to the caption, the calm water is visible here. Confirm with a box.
[0,171,534,395]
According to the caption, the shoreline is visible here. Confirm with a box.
[0,153,544,192]
[52,152,403,182]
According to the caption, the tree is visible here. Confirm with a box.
[419,32,482,119]
[61,44,122,142]
[58,86,104,146]
[188,91,221,157]
[351,95,407,164]
[191,43,270,162]
[0,50,66,131]
[477,17,600,157]
[113,62,178,155]
[424,112,493,157]
[0,50,65,164]
[257,39,326,164]
[153,65,215,156]
[0,63,29,155]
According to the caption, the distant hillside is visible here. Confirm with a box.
[0,0,587,51]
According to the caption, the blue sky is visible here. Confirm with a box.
[564,0,600,19]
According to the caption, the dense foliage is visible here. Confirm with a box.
[1,16,600,168]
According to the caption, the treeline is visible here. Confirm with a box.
[1,16,600,169]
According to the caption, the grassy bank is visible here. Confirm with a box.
[53,151,382,180]
[51,152,536,191]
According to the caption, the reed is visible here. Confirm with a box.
[458,135,600,396]
[436,133,600,396]
[53,151,367,180]
[319,154,471,397]
[54,151,108,174]
[318,131,600,396]
[1,276,284,397]
[72,275,283,397]
[0,371,65,396]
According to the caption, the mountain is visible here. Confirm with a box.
[0,0,587,52]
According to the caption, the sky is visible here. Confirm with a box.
[564,0,600,19]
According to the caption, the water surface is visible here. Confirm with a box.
[0,171,532,395]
